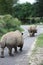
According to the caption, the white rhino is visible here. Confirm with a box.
[28,25,37,36]
[0,30,24,58]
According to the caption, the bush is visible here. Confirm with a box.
[40,17,43,23]
[31,19,36,24]
[0,19,5,28]
[35,17,40,23]
[3,14,21,28]
[0,14,23,37]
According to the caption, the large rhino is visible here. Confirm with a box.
[0,30,24,58]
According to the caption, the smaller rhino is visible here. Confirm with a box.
[28,25,37,37]
[0,30,24,58]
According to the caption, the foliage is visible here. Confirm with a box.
[0,0,43,24]
[0,19,5,28]
[36,0,43,17]
[31,2,39,17]
[0,15,23,37]
[39,17,43,23]
[31,19,36,24]
[0,0,18,15]
[13,2,32,20]
[3,15,21,28]
[13,2,41,24]
[36,34,43,47]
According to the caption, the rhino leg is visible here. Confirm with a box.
[19,44,23,51]
[1,48,4,58]
[30,33,32,37]
[8,47,13,56]
[14,46,17,53]
[32,32,35,36]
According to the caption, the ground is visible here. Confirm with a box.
[0,25,43,65]
[29,33,43,65]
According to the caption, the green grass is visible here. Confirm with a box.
[30,34,43,65]
[32,34,43,54]
[40,64,43,65]
[36,34,43,47]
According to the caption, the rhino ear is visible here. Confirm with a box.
[22,32,23,35]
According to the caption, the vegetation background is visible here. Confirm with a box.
[0,0,43,37]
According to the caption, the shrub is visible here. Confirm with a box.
[3,14,21,28]
[31,19,36,24]
[0,19,5,28]
[35,17,40,23]
[0,14,23,37]
[40,17,43,23]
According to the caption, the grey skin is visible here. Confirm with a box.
[0,30,24,58]
[29,29,37,37]
[28,26,37,37]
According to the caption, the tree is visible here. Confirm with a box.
[31,2,39,17]
[0,0,18,15]
[13,2,32,23]
[36,0,43,17]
